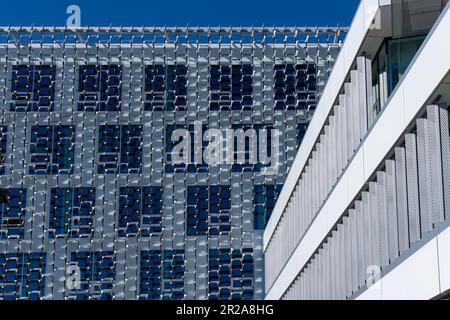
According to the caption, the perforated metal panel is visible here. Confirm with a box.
[426,105,445,226]
[356,57,368,139]
[337,225,346,300]
[362,191,373,280]
[394,147,410,253]
[354,200,366,289]
[405,133,421,243]
[348,209,357,294]
[369,182,381,268]
[334,105,343,177]
[339,96,349,164]
[351,70,360,149]
[329,115,337,187]
[439,105,450,220]
[342,216,351,298]
[331,230,338,300]
[416,118,433,236]
[376,171,389,268]
[345,83,354,156]
[385,159,399,261]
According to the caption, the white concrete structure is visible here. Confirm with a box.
[264,0,450,300]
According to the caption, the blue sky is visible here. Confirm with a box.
[2,0,359,27]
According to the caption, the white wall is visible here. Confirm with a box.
[358,222,450,300]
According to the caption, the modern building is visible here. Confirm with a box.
[0,26,344,299]
[264,0,450,300]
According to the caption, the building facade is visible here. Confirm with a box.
[0,27,344,299]
[264,0,450,300]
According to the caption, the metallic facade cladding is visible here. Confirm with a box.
[0,26,344,300]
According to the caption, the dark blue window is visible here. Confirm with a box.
[209,186,231,236]
[0,188,27,239]
[0,252,46,300]
[139,250,162,300]
[210,64,253,111]
[140,249,184,300]
[253,184,283,230]
[0,126,7,175]
[186,185,233,237]
[162,250,184,300]
[68,251,115,300]
[273,63,317,111]
[297,123,308,145]
[187,186,209,236]
[144,65,187,111]
[165,124,208,173]
[49,187,95,238]
[10,65,56,112]
[78,64,121,111]
[98,125,142,174]
[208,248,253,300]
[29,125,75,175]
[229,124,276,173]
[118,186,163,237]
